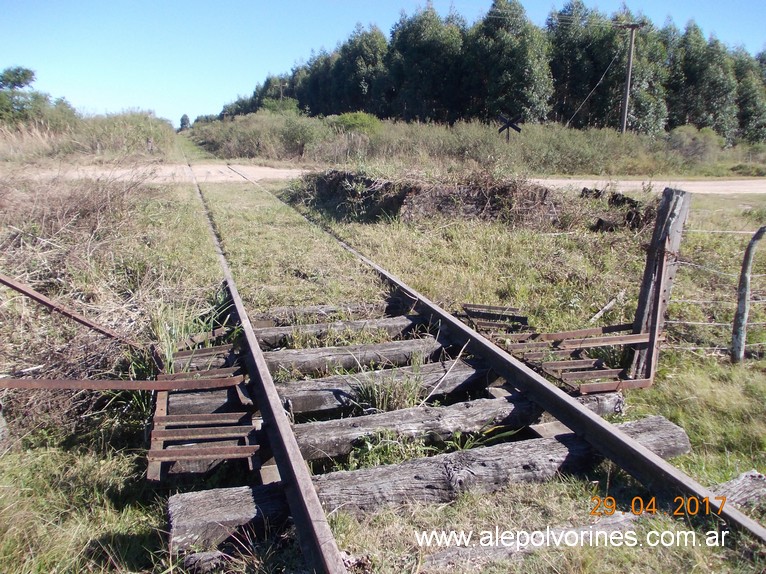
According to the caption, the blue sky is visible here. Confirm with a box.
[2,0,764,127]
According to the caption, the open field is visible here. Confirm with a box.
[1,130,765,572]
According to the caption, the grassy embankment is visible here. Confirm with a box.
[190,109,766,178]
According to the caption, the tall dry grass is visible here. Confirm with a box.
[190,110,766,177]
[0,112,176,162]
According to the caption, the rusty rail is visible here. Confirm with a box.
[190,165,348,573]
[334,234,766,545]
[0,272,143,350]
[226,167,766,546]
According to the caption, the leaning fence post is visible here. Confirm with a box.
[630,188,690,380]
[731,226,766,363]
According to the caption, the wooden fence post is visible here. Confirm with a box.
[630,188,690,379]
[731,226,766,363]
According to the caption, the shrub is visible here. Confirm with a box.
[326,112,382,136]
[668,124,724,164]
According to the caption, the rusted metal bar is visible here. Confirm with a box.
[578,378,654,394]
[504,332,653,351]
[559,332,656,349]
[192,169,347,573]
[542,358,604,370]
[499,323,633,343]
[148,444,259,462]
[472,319,528,331]
[522,349,586,361]
[156,366,242,381]
[336,237,766,546]
[731,226,766,363]
[0,272,143,349]
[151,425,255,441]
[147,390,169,482]
[0,375,244,392]
[462,303,522,314]
[154,413,250,427]
[559,368,625,382]
[174,343,235,359]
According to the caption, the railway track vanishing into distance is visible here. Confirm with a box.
[2,164,765,572]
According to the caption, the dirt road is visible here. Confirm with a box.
[530,176,766,195]
[3,162,763,194]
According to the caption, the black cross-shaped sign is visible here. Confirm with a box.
[497,114,522,141]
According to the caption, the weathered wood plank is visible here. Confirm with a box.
[167,416,687,550]
[631,189,690,377]
[275,360,492,419]
[312,416,690,514]
[166,388,239,416]
[263,336,442,377]
[169,484,289,552]
[252,315,424,349]
[293,393,625,461]
[253,300,406,325]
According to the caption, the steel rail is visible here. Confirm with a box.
[228,162,766,543]
[0,272,143,349]
[188,164,347,573]
[336,238,766,544]
[226,165,766,542]
[0,376,244,392]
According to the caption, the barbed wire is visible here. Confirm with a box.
[666,320,766,326]
[664,341,766,351]
[677,260,766,278]
[672,299,766,305]
[686,229,764,235]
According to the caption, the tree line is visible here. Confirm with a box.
[0,66,79,129]
[210,0,766,144]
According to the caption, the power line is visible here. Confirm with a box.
[565,50,621,127]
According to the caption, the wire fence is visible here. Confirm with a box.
[666,227,766,356]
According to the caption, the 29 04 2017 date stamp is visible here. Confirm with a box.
[590,495,727,517]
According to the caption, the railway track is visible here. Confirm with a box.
[155,166,766,571]
[3,164,766,572]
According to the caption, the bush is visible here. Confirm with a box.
[668,125,724,164]
[281,115,328,157]
[326,112,382,136]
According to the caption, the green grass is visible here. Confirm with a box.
[0,170,224,572]
[0,448,171,573]
[200,180,388,311]
[273,179,766,571]
[0,111,177,163]
[2,132,765,572]
[190,111,766,179]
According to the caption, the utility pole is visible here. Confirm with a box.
[618,22,644,133]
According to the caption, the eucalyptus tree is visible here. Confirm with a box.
[546,1,623,128]
[464,0,552,122]
[384,6,467,122]
[292,51,338,116]
[732,48,766,143]
[666,23,738,141]
[331,24,388,115]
